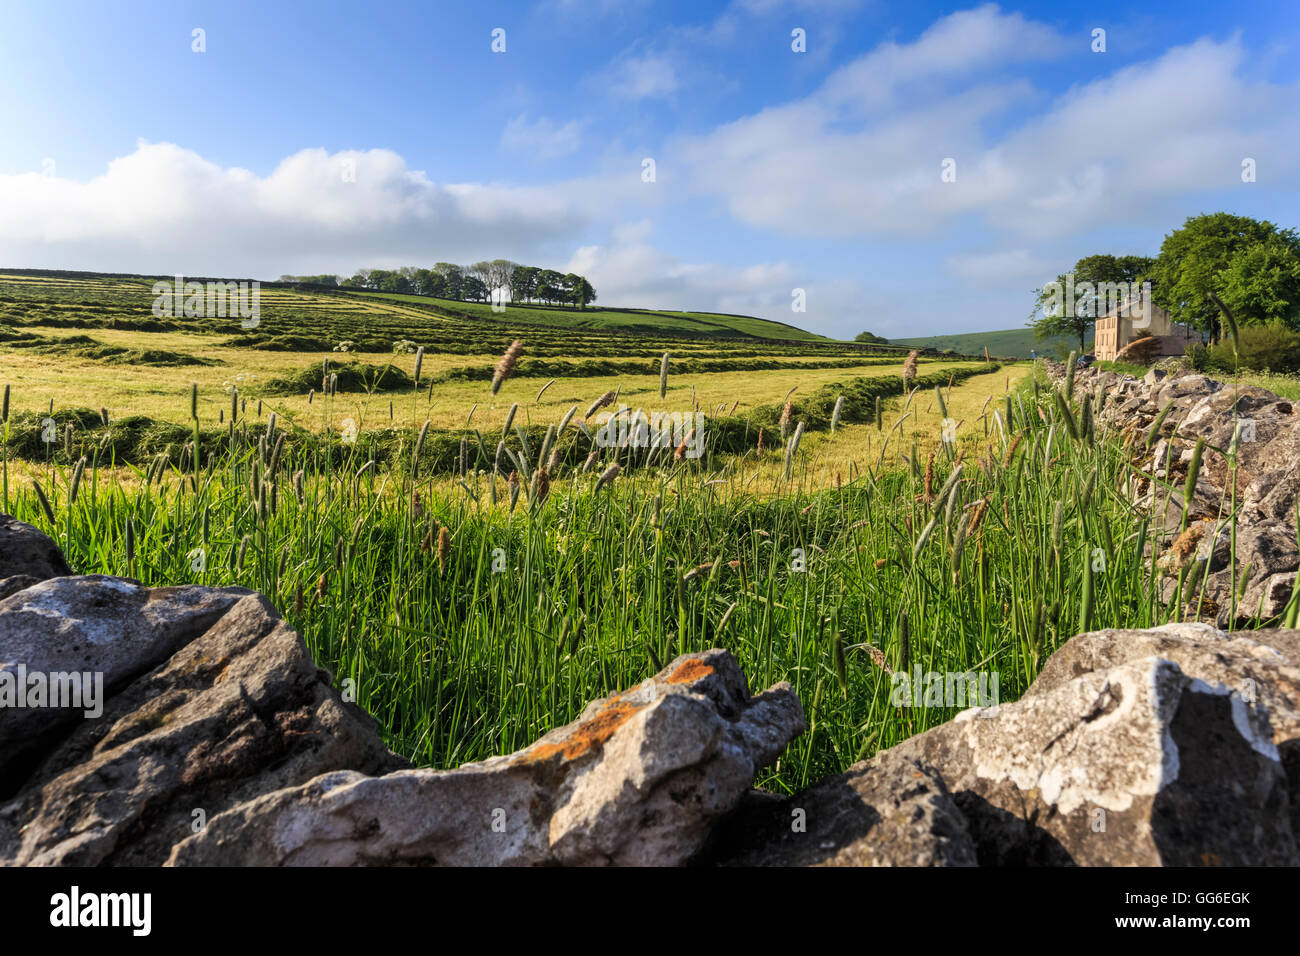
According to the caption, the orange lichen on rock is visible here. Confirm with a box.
[665,658,715,685]
[515,699,646,765]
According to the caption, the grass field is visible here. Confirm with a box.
[7,268,1286,792]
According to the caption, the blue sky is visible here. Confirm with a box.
[1,0,1297,338]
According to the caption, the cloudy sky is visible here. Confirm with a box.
[1,0,1297,338]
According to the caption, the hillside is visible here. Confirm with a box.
[351,291,832,342]
[891,327,1080,359]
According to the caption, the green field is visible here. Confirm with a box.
[353,290,835,341]
[4,268,1259,793]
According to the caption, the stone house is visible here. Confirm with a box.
[1093,285,1201,361]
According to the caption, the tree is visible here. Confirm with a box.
[854,331,889,344]
[432,263,463,300]
[510,265,538,303]
[462,275,489,303]
[1027,253,1155,353]
[1149,212,1299,340]
[467,261,494,299]
[488,260,515,303]
[575,276,596,309]
[1215,233,1300,330]
[536,269,563,305]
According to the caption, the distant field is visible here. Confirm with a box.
[0,271,1008,477]
[353,291,835,342]
[891,326,1078,359]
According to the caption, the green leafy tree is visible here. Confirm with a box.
[536,269,563,305]
[1149,212,1300,340]
[510,266,539,303]
[854,331,889,344]
[1215,233,1300,330]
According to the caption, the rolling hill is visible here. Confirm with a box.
[350,291,832,342]
[890,327,1080,359]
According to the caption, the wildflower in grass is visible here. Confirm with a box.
[413,490,424,519]
[334,340,355,353]
[420,527,433,552]
[830,395,844,433]
[583,450,600,472]
[779,401,793,440]
[316,572,328,601]
[508,470,521,511]
[413,345,424,386]
[659,352,671,399]
[341,418,357,444]
[902,350,919,387]
[585,389,615,419]
[595,462,621,491]
[756,427,764,457]
[874,557,887,569]
[392,339,416,354]
[492,339,523,395]
[294,583,304,616]
[534,467,551,505]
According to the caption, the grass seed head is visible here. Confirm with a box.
[902,350,919,387]
[585,390,615,419]
[491,339,524,395]
[595,462,621,490]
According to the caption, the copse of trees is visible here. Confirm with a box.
[277,274,340,287]
[854,330,890,344]
[335,260,598,309]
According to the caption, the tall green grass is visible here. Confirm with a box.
[2,364,1214,793]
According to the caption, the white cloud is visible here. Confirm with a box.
[564,221,866,330]
[607,53,680,99]
[501,114,585,160]
[0,141,618,277]
[943,249,1055,282]
[676,10,1300,241]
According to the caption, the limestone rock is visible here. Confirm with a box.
[166,649,806,866]
[697,758,976,867]
[0,576,253,783]
[879,656,1296,865]
[0,592,403,865]
[0,514,71,582]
